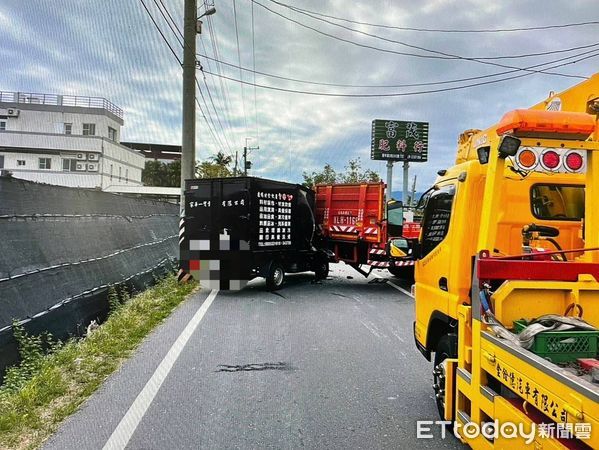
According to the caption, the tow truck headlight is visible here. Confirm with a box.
[498,135,521,159]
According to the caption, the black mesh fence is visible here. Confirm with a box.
[0,177,179,380]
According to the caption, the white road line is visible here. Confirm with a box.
[373,273,414,298]
[103,289,219,450]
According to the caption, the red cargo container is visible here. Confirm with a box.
[314,182,418,278]
[315,182,386,245]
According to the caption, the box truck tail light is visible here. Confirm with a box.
[541,150,561,170]
[496,109,595,139]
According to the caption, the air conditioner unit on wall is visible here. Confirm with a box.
[75,163,86,171]
[87,163,98,172]
[6,109,19,117]
[88,153,98,161]
[76,153,87,161]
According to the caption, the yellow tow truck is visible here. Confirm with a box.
[413,73,599,448]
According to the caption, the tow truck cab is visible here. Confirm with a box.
[412,72,599,447]
[413,152,586,359]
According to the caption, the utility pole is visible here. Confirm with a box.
[410,174,417,207]
[233,150,238,176]
[386,160,393,204]
[180,0,197,209]
[243,138,259,176]
[402,161,409,208]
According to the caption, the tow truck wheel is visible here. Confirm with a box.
[433,333,457,420]
[266,261,285,291]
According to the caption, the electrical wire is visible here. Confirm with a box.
[138,0,229,155]
[197,45,598,89]
[233,0,249,134]
[155,0,233,156]
[200,50,599,97]
[273,0,599,61]
[252,0,587,79]
[139,0,181,64]
[203,16,237,147]
[251,0,260,145]
[267,1,599,34]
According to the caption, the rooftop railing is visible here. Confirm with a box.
[0,91,124,119]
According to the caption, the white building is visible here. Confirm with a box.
[0,91,145,189]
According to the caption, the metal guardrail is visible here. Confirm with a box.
[0,91,123,119]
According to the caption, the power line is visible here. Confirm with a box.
[276,0,599,61]
[232,0,249,134]
[200,50,599,97]
[205,17,237,141]
[197,45,598,89]
[266,2,599,34]
[155,0,233,156]
[251,0,260,145]
[139,0,181,64]
[252,0,586,79]
[138,0,228,155]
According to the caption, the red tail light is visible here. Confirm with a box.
[541,150,560,170]
[564,152,584,171]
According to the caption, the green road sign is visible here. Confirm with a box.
[371,120,429,162]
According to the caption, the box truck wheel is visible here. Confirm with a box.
[266,261,285,290]
[313,258,329,280]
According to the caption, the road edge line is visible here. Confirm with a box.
[373,273,414,298]
[103,288,219,450]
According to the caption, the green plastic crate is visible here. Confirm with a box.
[513,319,599,364]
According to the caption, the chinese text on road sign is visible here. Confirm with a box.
[371,120,429,162]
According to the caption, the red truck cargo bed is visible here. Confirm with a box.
[314,182,386,244]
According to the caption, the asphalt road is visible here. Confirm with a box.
[44,264,464,450]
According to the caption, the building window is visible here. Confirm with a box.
[110,164,113,180]
[0,121,6,131]
[39,158,52,170]
[64,123,72,135]
[17,160,25,166]
[82,123,95,136]
[0,155,4,169]
[62,159,78,172]
[119,166,122,181]
[108,126,117,141]
[125,168,129,183]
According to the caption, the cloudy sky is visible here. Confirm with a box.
[2,0,598,191]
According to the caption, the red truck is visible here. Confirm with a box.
[314,182,419,279]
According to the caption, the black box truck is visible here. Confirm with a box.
[180,177,330,290]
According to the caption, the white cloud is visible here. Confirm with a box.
[2,0,598,191]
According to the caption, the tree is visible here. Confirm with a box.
[210,151,232,167]
[302,158,380,188]
[338,158,380,184]
[142,150,236,186]
[142,160,180,187]
[195,161,233,178]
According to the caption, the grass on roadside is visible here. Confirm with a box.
[0,274,198,450]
